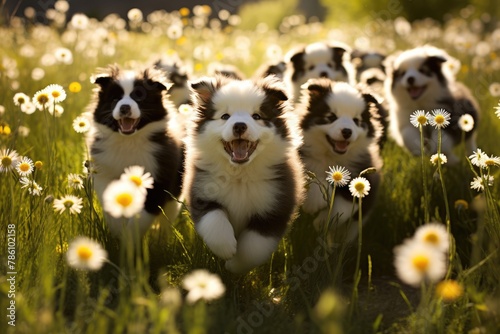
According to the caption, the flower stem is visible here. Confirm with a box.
[419,124,430,223]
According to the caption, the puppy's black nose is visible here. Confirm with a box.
[319,71,329,78]
[341,128,352,139]
[119,104,131,116]
[233,122,247,136]
[407,76,415,85]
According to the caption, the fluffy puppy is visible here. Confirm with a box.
[208,62,246,80]
[298,79,383,242]
[86,64,184,237]
[285,41,355,103]
[385,46,479,163]
[351,50,386,82]
[184,75,304,273]
[155,56,191,108]
[253,61,287,80]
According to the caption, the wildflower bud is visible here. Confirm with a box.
[35,161,43,170]
[359,167,376,176]
[44,195,54,203]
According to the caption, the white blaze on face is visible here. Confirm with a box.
[113,71,141,120]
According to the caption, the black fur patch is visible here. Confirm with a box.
[420,55,447,84]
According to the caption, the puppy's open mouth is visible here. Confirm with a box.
[407,85,426,100]
[223,139,258,163]
[118,117,140,135]
[326,135,349,154]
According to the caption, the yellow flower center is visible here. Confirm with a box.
[63,200,74,208]
[332,172,343,182]
[37,94,49,105]
[424,233,439,245]
[417,115,427,125]
[17,97,26,104]
[434,115,445,124]
[354,182,365,192]
[129,175,143,187]
[116,193,133,207]
[78,121,86,128]
[51,91,60,98]
[19,162,31,172]
[1,156,12,167]
[69,82,82,93]
[77,246,93,260]
[412,255,429,272]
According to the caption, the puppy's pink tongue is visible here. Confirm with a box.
[119,118,137,133]
[335,141,349,152]
[408,87,424,99]
[231,139,249,160]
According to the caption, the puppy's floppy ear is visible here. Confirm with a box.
[91,63,120,87]
[260,75,288,101]
[190,76,219,105]
[143,67,170,91]
[426,55,447,66]
[330,42,351,64]
[302,78,331,99]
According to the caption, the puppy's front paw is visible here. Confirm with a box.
[196,210,237,260]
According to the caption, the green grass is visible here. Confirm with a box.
[1,5,500,334]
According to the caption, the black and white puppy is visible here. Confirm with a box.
[298,79,383,242]
[385,46,479,163]
[285,41,355,103]
[155,56,192,109]
[86,64,184,237]
[253,60,287,80]
[184,75,304,273]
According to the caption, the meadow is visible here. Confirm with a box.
[1,2,500,333]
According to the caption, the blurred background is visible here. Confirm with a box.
[2,0,499,26]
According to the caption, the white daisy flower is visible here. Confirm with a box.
[349,177,371,198]
[70,13,89,30]
[32,89,54,111]
[102,179,146,218]
[458,114,474,132]
[394,239,447,287]
[19,177,43,196]
[429,109,451,129]
[469,149,488,169]
[494,101,500,119]
[120,165,154,195]
[430,153,447,166]
[483,155,500,168]
[48,104,64,117]
[413,223,450,253]
[54,47,73,64]
[409,110,430,128]
[53,195,83,215]
[44,84,66,103]
[470,175,494,192]
[182,269,226,304]
[66,236,108,271]
[73,116,91,133]
[1,148,20,173]
[16,156,34,176]
[67,173,84,190]
[21,102,36,115]
[326,165,351,187]
[13,92,30,106]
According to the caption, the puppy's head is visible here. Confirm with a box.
[286,42,353,86]
[300,79,381,156]
[190,75,291,164]
[91,64,169,135]
[386,46,454,102]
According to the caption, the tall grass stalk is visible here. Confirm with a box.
[419,124,430,223]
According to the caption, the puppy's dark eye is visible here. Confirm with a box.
[327,63,334,68]
[308,65,315,71]
[252,113,261,120]
[221,114,230,120]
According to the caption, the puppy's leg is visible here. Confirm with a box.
[400,125,422,156]
[196,209,237,260]
[302,182,327,215]
[225,229,280,274]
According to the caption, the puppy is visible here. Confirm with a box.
[155,56,191,109]
[284,41,355,103]
[385,46,479,163]
[298,79,383,243]
[184,75,304,273]
[253,60,287,80]
[86,64,184,237]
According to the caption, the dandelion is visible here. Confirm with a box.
[120,165,154,195]
[394,239,447,287]
[458,114,474,132]
[70,13,89,30]
[18,126,30,137]
[44,84,66,103]
[19,177,43,196]
[410,110,430,127]
[413,223,449,253]
[53,195,83,215]
[16,156,34,176]
[67,173,84,190]
[68,81,82,93]
[429,109,451,129]
[182,269,226,304]
[13,92,30,106]
[470,175,494,192]
[430,153,447,165]
[31,68,45,81]
[1,148,19,173]
[54,47,73,65]
[435,280,463,302]
[73,116,91,134]
[102,179,146,218]
[33,89,53,110]
[127,8,143,22]
[0,124,11,136]
[21,102,36,115]
[326,166,351,187]
[35,161,43,170]
[349,177,371,198]
[66,237,108,271]
[469,149,488,168]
